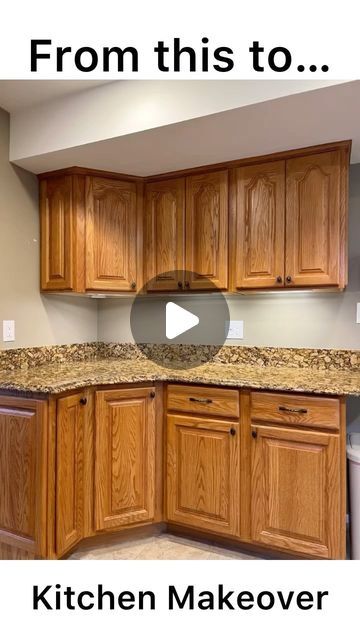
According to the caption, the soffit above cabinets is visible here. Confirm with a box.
[4,79,360,175]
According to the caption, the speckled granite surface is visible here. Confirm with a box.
[0,357,360,396]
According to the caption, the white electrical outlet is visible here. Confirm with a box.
[357,303,360,324]
[226,320,244,340]
[3,320,15,342]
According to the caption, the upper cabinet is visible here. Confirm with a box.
[285,150,347,288]
[40,170,143,293]
[231,161,285,289]
[232,144,349,291]
[39,141,350,295]
[144,178,185,291]
[144,170,228,291]
[85,177,140,292]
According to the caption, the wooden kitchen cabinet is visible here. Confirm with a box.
[39,169,143,293]
[250,422,343,559]
[0,396,48,559]
[185,171,228,290]
[231,161,285,289]
[94,387,156,532]
[166,414,239,535]
[144,178,185,291]
[86,176,142,292]
[285,150,348,288]
[55,392,91,557]
[232,143,349,291]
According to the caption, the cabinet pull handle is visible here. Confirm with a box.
[251,430,257,438]
[131,281,136,289]
[150,391,156,398]
[80,398,87,406]
[278,405,308,414]
[177,281,183,289]
[189,397,212,404]
[276,276,282,283]
[184,281,190,288]
[230,427,236,436]
[286,276,292,283]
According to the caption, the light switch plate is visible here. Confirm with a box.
[226,320,244,340]
[3,320,15,342]
[357,303,360,324]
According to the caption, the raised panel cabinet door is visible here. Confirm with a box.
[233,161,285,289]
[85,177,138,291]
[285,150,347,287]
[0,397,47,559]
[166,415,239,535]
[40,176,74,290]
[144,179,185,291]
[56,393,89,557]
[185,171,228,290]
[251,424,342,558]
[95,388,156,531]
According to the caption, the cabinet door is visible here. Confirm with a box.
[40,176,74,290]
[167,415,239,535]
[233,162,285,289]
[251,424,342,558]
[144,179,185,291]
[56,393,89,556]
[95,388,156,531]
[285,150,346,287]
[85,177,139,291]
[185,171,228,290]
[0,397,47,559]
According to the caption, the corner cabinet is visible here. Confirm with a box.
[40,169,143,293]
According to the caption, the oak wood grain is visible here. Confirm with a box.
[166,414,240,535]
[250,424,342,558]
[251,392,341,430]
[95,387,156,531]
[167,384,239,418]
[144,178,185,291]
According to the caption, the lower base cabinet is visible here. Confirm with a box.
[0,396,48,559]
[94,387,156,532]
[251,424,342,558]
[0,385,346,560]
[166,414,240,536]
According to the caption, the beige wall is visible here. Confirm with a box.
[0,107,98,349]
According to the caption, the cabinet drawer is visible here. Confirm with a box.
[251,392,340,430]
[167,385,239,418]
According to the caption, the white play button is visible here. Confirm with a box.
[166,302,199,340]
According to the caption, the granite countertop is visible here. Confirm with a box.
[0,357,360,396]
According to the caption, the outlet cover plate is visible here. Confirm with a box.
[3,320,15,342]
[226,320,244,340]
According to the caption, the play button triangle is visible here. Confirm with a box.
[166,302,199,340]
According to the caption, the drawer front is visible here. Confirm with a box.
[251,392,340,430]
[167,385,239,418]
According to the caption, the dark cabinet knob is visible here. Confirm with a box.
[230,427,236,436]
[131,281,136,290]
[286,276,292,283]
[150,391,156,398]
[184,281,190,288]
[251,430,257,439]
[80,398,87,406]
[177,281,183,289]
[276,276,282,283]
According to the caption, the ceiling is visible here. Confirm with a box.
[0,80,113,111]
[9,81,360,175]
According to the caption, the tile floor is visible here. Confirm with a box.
[69,533,261,560]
